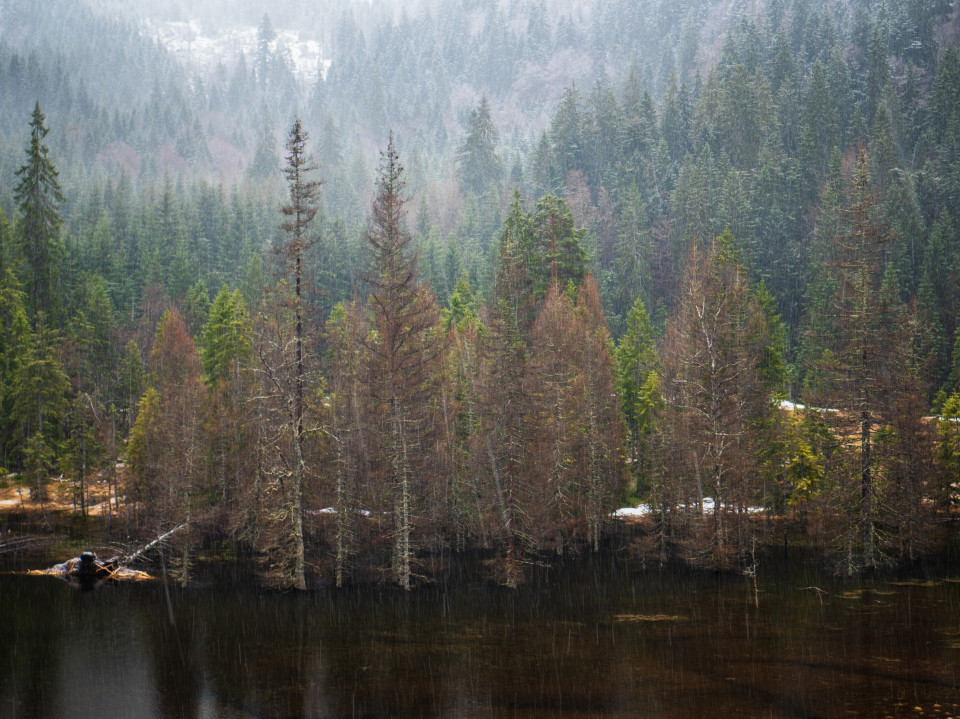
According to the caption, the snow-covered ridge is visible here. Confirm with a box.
[141,18,328,86]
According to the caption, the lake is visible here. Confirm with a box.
[1,549,959,719]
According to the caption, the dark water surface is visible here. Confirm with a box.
[2,552,959,719]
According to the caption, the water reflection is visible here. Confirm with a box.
[1,554,959,718]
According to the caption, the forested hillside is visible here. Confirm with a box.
[1,0,959,587]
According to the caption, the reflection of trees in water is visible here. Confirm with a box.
[4,560,960,718]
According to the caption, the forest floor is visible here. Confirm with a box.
[0,472,120,516]
[0,470,135,566]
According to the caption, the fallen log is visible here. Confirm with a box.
[28,550,152,586]
[116,523,186,566]
[26,524,188,586]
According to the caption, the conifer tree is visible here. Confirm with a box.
[551,84,584,181]
[457,95,503,197]
[262,117,323,590]
[526,193,586,301]
[248,112,280,181]
[935,392,960,511]
[807,150,932,570]
[201,287,254,522]
[616,297,661,497]
[128,310,206,581]
[201,287,252,389]
[363,133,443,590]
[481,198,532,586]
[573,277,623,550]
[659,230,780,566]
[441,280,483,553]
[324,301,370,588]
[14,103,64,323]
[527,284,583,552]
[10,321,69,504]
[919,211,958,389]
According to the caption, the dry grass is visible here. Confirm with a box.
[0,468,125,517]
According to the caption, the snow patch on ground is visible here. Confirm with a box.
[614,498,766,519]
[778,400,839,413]
[613,505,653,518]
[311,508,373,517]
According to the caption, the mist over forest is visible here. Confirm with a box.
[1,0,959,588]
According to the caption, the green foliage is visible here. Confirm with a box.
[118,340,145,418]
[127,385,161,498]
[200,287,252,389]
[9,321,70,449]
[182,280,212,338]
[457,96,502,197]
[0,269,29,468]
[248,113,280,180]
[14,103,64,321]
[762,408,825,512]
[240,253,267,312]
[551,84,584,181]
[616,297,661,494]
[919,210,959,390]
[0,0,956,579]
[22,430,56,502]
[60,390,105,516]
[442,273,477,332]
[936,392,960,509]
[698,60,775,170]
[526,193,587,300]
[753,280,789,393]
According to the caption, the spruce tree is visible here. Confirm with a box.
[526,193,586,301]
[201,287,252,389]
[363,133,443,590]
[807,150,931,571]
[14,102,65,323]
[616,297,661,497]
[270,117,323,590]
[248,111,281,181]
[456,95,503,197]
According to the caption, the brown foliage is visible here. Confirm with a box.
[129,310,207,552]
[657,237,777,567]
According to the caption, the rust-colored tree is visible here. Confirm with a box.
[254,286,325,589]
[128,309,207,583]
[658,231,781,568]
[324,300,373,587]
[526,278,623,554]
[479,207,533,586]
[575,277,624,550]
[527,284,582,554]
[362,133,444,590]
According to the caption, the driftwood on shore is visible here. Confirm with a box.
[27,524,187,585]
[28,551,152,584]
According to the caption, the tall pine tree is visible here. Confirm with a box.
[14,102,65,323]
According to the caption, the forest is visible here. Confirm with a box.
[0,0,959,589]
